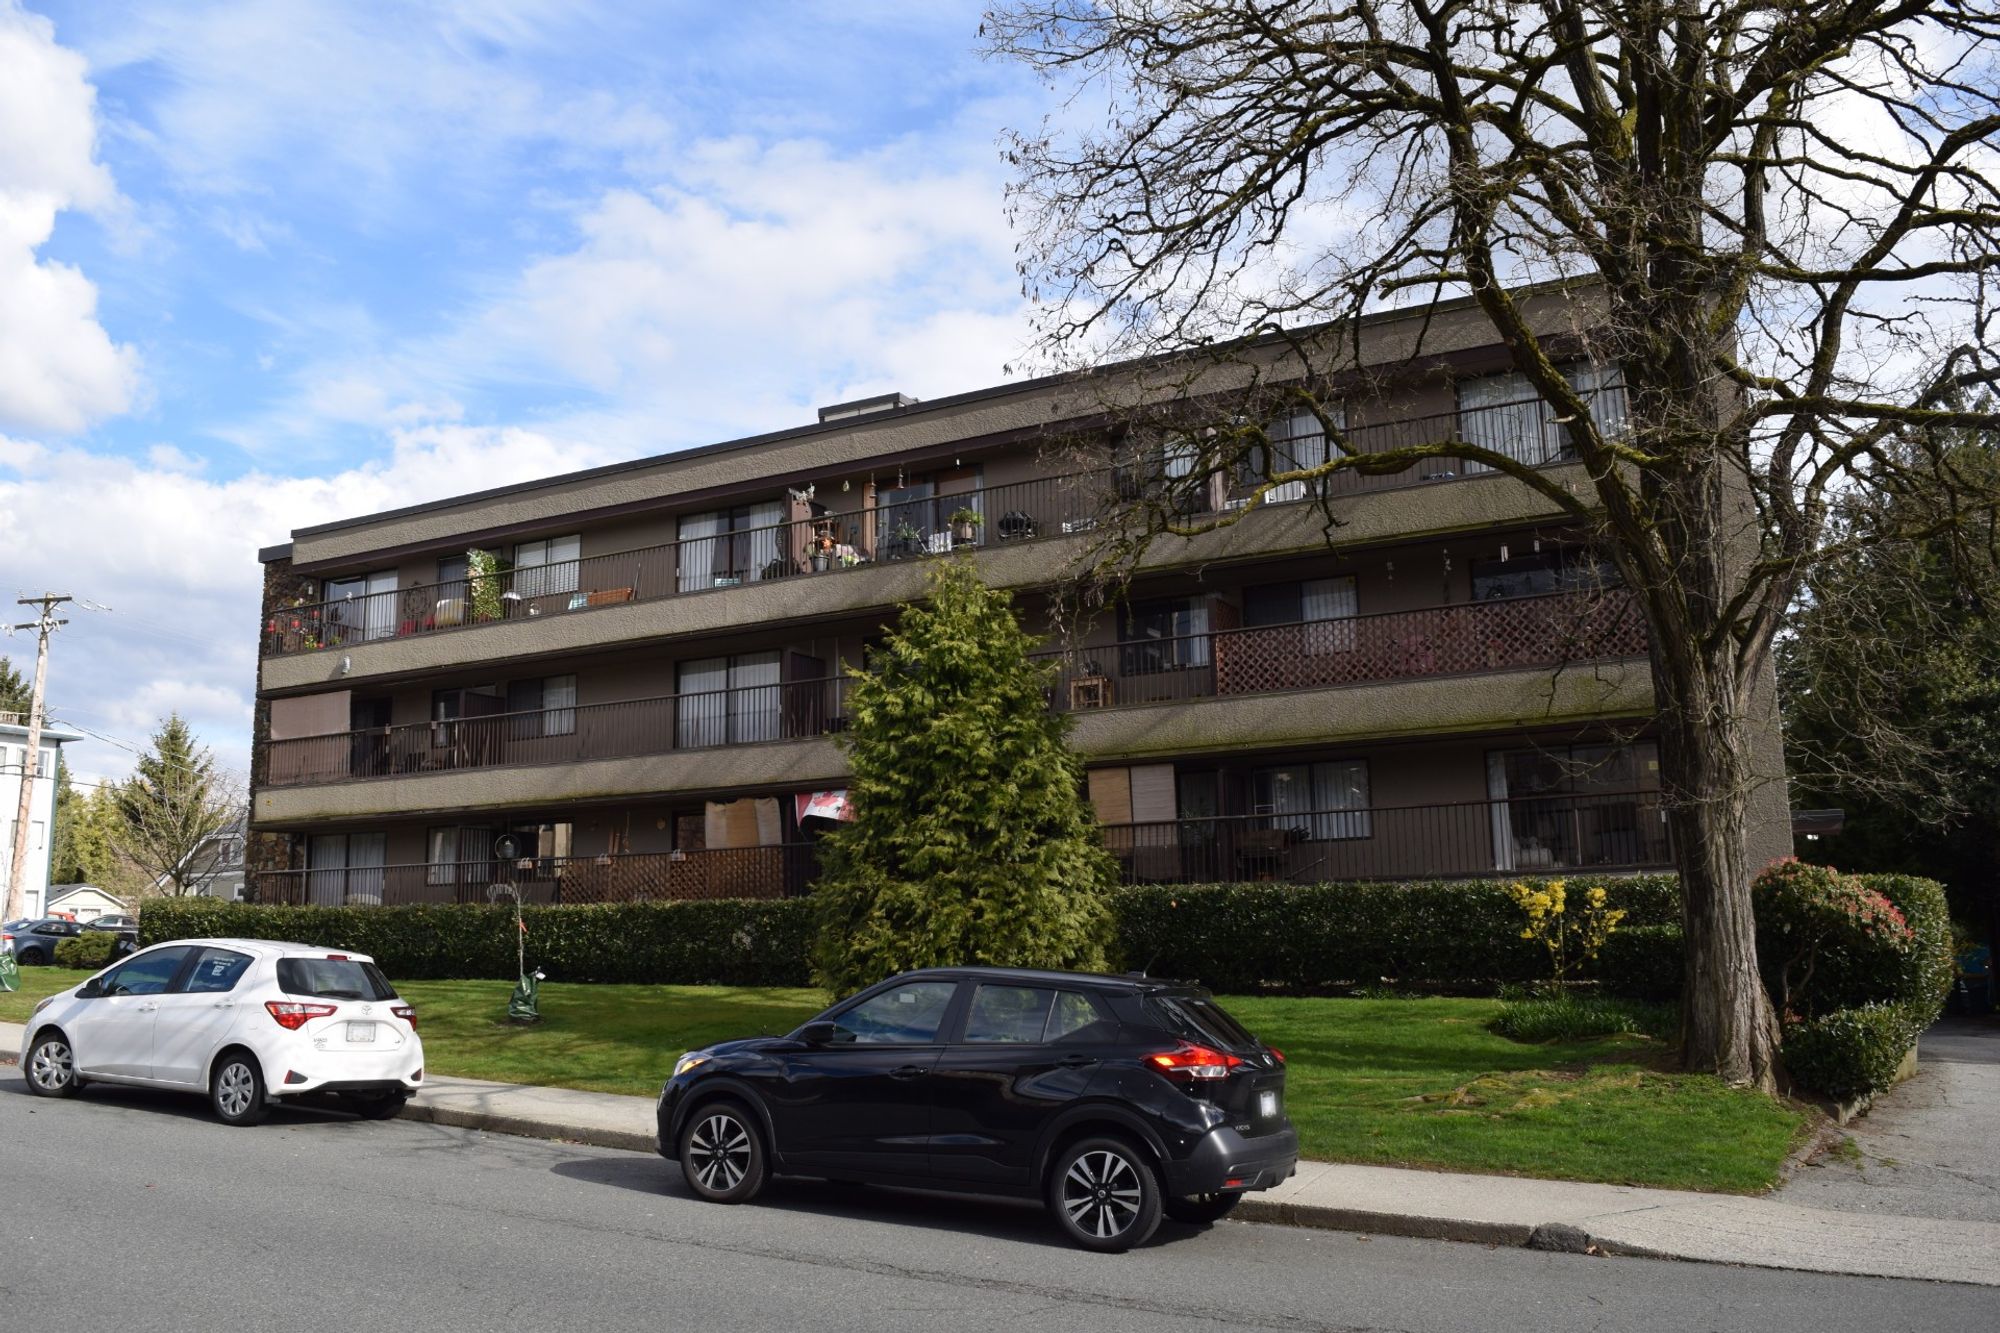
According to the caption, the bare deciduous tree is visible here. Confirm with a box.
[113,714,243,899]
[987,0,2000,1088]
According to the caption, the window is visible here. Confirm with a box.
[1485,742,1664,872]
[512,534,581,600]
[964,985,1057,1043]
[1254,760,1372,840]
[322,570,398,643]
[1470,549,1619,601]
[834,980,957,1045]
[277,957,398,1001]
[1121,597,1210,672]
[506,675,577,738]
[101,947,193,996]
[678,502,785,591]
[426,826,493,888]
[1232,407,1340,505]
[184,948,253,994]
[307,833,386,906]
[1243,576,1357,653]
[1046,991,1115,1043]
[1457,363,1626,471]
[677,653,780,747]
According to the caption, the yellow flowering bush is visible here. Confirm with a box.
[1507,878,1627,986]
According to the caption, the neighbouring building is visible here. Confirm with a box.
[2,712,82,920]
[45,883,131,923]
[247,290,1792,907]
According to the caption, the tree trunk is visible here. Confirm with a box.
[1651,642,1782,1091]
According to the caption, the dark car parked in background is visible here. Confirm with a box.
[1,918,85,966]
[658,967,1297,1251]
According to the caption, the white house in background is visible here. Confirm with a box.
[149,811,248,902]
[45,883,131,923]
[0,712,82,920]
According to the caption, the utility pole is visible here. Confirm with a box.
[5,594,70,922]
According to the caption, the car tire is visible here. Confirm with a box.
[348,1091,409,1121]
[18,947,47,967]
[24,1031,81,1099]
[1163,1192,1243,1226]
[678,1099,768,1204]
[1049,1135,1164,1252]
[209,1051,269,1126]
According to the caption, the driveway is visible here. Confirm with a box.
[1778,1016,2000,1222]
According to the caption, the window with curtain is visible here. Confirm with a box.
[1233,407,1340,505]
[1121,597,1210,672]
[1485,742,1662,871]
[512,534,581,600]
[678,503,785,590]
[1253,760,1372,840]
[1244,576,1358,653]
[426,825,493,887]
[307,832,386,905]
[506,675,577,738]
[322,569,398,643]
[677,652,781,746]
[1457,362,1626,472]
[1469,549,1620,601]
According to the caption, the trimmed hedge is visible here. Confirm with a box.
[53,931,123,971]
[140,898,816,986]
[1751,866,1954,1102]
[1110,875,1678,994]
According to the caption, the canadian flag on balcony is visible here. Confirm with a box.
[795,790,854,824]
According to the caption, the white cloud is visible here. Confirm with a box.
[0,423,627,781]
[0,2,139,434]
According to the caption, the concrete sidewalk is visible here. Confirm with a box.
[5,1017,1995,1285]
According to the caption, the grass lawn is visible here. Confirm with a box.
[2,971,1808,1193]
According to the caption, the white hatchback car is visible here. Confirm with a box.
[19,937,424,1125]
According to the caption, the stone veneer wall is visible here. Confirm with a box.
[248,555,317,895]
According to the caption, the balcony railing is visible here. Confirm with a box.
[1043,590,1645,712]
[247,790,1669,907]
[263,392,1621,658]
[1100,790,1672,885]
[260,593,1644,789]
[264,678,851,788]
[251,844,824,907]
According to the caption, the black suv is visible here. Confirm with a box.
[657,967,1297,1251]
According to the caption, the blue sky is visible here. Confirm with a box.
[0,1,1046,786]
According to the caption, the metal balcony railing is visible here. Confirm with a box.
[246,790,1669,907]
[263,678,851,788]
[262,391,1624,658]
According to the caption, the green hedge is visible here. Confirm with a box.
[140,898,816,986]
[1753,867,1954,1102]
[1780,1003,1914,1102]
[54,932,123,971]
[1109,875,1679,994]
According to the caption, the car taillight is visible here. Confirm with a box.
[1146,1042,1244,1080]
[392,1004,417,1030]
[1268,1047,1285,1064]
[265,1001,338,1030]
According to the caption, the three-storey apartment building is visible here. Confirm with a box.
[248,291,1792,907]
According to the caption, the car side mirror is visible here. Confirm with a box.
[797,1021,845,1046]
[76,979,104,1000]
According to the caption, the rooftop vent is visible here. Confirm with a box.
[817,392,917,424]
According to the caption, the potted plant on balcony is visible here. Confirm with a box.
[885,518,924,560]
[949,506,983,546]
[466,548,512,622]
[809,529,838,572]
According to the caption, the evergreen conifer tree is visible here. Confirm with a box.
[811,560,1114,994]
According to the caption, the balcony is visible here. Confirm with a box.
[258,592,1645,793]
[246,791,1670,906]
[263,393,1620,660]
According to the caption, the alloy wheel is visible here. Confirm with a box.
[216,1062,257,1119]
[689,1112,753,1194]
[28,1038,74,1094]
[1062,1148,1144,1241]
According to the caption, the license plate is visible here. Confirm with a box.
[346,1021,377,1043]
[1259,1090,1280,1119]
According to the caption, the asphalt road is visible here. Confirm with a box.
[1,1072,1992,1333]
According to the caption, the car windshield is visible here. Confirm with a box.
[276,957,398,1001]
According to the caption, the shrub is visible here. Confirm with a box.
[1596,924,1684,1001]
[1490,993,1676,1043]
[1111,875,1679,994]
[1857,873,1955,1030]
[1778,1004,1916,1102]
[54,932,123,970]
[1753,858,1913,1017]
[140,897,816,985]
[1506,878,1627,985]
